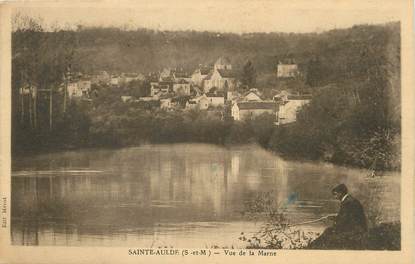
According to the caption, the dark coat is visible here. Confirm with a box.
[333,194,367,234]
[308,195,368,249]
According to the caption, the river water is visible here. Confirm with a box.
[11,144,400,247]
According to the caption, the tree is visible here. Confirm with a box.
[241,60,256,89]
[306,56,324,87]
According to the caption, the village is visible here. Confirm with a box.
[58,57,312,126]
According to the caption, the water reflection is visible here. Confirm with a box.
[11,144,400,247]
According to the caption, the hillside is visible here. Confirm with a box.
[11,21,401,170]
[70,23,399,87]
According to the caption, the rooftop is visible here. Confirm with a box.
[215,56,231,66]
[217,69,235,78]
[236,101,277,110]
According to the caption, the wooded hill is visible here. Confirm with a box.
[12,20,401,170]
[71,22,399,87]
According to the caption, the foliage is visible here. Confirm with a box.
[241,60,256,89]
[240,191,319,249]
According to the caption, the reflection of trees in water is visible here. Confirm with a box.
[11,144,400,246]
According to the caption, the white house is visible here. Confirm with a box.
[67,82,82,98]
[214,57,232,71]
[151,82,172,96]
[110,75,120,86]
[242,89,263,101]
[121,96,133,102]
[203,68,236,93]
[122,73,144,83]
[232,101,277,121]
[277,95,311,125]
[273,90,291,102]
[186,94,209,110]
[206,93,225,107]
[277,62,299,78]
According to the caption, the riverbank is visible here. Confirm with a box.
[305,222,400,250]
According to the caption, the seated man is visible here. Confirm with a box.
[309,184,368,249]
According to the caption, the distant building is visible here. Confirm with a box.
[214,57,232,71]
[203,68,236,93]
[186,94,209,110]
[78,78,91,91]
[66,77,91,99]
[191,66,210,86]
[19,84,37,96]
[122,73,144,83]
[110,75,120,86]
[231,101,277,121]
[241,89,263,102]
[173,70,192,83]
[121,95,133,102]
[151,81,172,96]
[173,80,191,96]
[206,92,225,107]
[273,90,291,102]
[277,94,311,125]
[277,61,299,78]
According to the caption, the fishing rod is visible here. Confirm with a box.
[287,214,337,227]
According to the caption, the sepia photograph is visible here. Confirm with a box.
[0,0,413,263]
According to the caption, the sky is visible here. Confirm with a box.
[13,0,403,33]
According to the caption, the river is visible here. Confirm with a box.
[11,144,400,247]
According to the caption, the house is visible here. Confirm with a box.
[203,68,236,93]
[214,57,232,71]
[151,81,173,96]
[206,91,225,107]
[231,101,277,121]
[110,75,120,86]
[186,94,209,110]
[191,66,210,86]
[122,73,144,83]
[67,82,82,98]
[19,84,37,96]
[173,79,191,96]
[138,96,157,102]
[273,90,291,102]
[67,78,91,98]
[121,96,133,102]
[277,61,299,78]
[277,94,311,125]
[78,78,91,92]
[173,70,192,83]
[241,89,263,101]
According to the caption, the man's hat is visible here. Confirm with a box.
[331,183,348,195]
